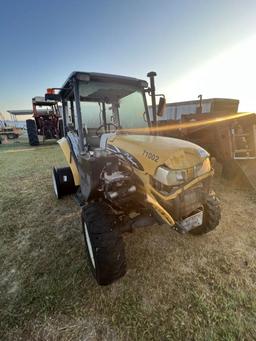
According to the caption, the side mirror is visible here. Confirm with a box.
[157,97,166,117]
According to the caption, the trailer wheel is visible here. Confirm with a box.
[82,202,126,285]
[6,133,17,139]
[190,195,221,235]
[52,166,77,199]
[26,119,39,146]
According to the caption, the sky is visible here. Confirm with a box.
[0,0,256,119]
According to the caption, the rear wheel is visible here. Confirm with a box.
[58,119,64,138]
[26,119,39,146]
[190,195,221,235]
[52,166,77,199]
[82,202,126,285]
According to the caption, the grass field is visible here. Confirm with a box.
[1,137,256,340]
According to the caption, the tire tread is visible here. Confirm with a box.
[82,202,126,285]
[190,195,221,235]
[26,119,39,146]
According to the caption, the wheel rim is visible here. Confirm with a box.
[52,170,58,198]
[84,222,96,269]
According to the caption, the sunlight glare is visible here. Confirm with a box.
[165,34,256,112]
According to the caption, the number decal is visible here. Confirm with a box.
[142,150,159,162]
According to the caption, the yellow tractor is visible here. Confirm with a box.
[48,71,221,285]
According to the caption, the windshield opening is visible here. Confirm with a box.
[77,80,149,147]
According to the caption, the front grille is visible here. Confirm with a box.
[152,181,207,220]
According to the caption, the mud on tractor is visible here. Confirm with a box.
[26,96,63,146]
[49,71,221,285]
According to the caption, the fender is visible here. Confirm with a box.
[57,137,80,186]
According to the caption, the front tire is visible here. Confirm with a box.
[82,202,126,285]
[190,195,221,235]
[26,119,39,146]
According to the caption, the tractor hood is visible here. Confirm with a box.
[107,134,209,176]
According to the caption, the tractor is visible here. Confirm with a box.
[26,96,63,146]
[48,71,221,285]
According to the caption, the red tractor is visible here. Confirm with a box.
[26,96,63,146]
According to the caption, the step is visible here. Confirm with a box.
[234,148,253,153]
[233,133,250,137]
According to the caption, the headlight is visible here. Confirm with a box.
[153,158,211,187]
[153,166,186,186]
[195,158,211,177]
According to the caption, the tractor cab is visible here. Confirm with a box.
[26,96,63,146]
[32,96,62,140]
[46,72,155,151]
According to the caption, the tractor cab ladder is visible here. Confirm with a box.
[231,122,256,190]
[231,123,256,159]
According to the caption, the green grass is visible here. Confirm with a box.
[1,138,256,340]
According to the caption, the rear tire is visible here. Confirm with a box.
[82,202,126,285]
[58,119,64,138]
[52,166,77,199]
[26,119,39,146]
[190,195,221,235]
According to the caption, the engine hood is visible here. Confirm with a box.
[107,134,209,176]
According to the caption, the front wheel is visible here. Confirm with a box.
[190,195,221,235]
[82,202,126,285]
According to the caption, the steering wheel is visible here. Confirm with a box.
[96,122,118,136]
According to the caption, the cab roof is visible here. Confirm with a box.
[59,71,148,98]
[32,96,58,106]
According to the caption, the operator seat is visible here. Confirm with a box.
[86,128,100,148]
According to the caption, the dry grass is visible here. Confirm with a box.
[1,137,256,340]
